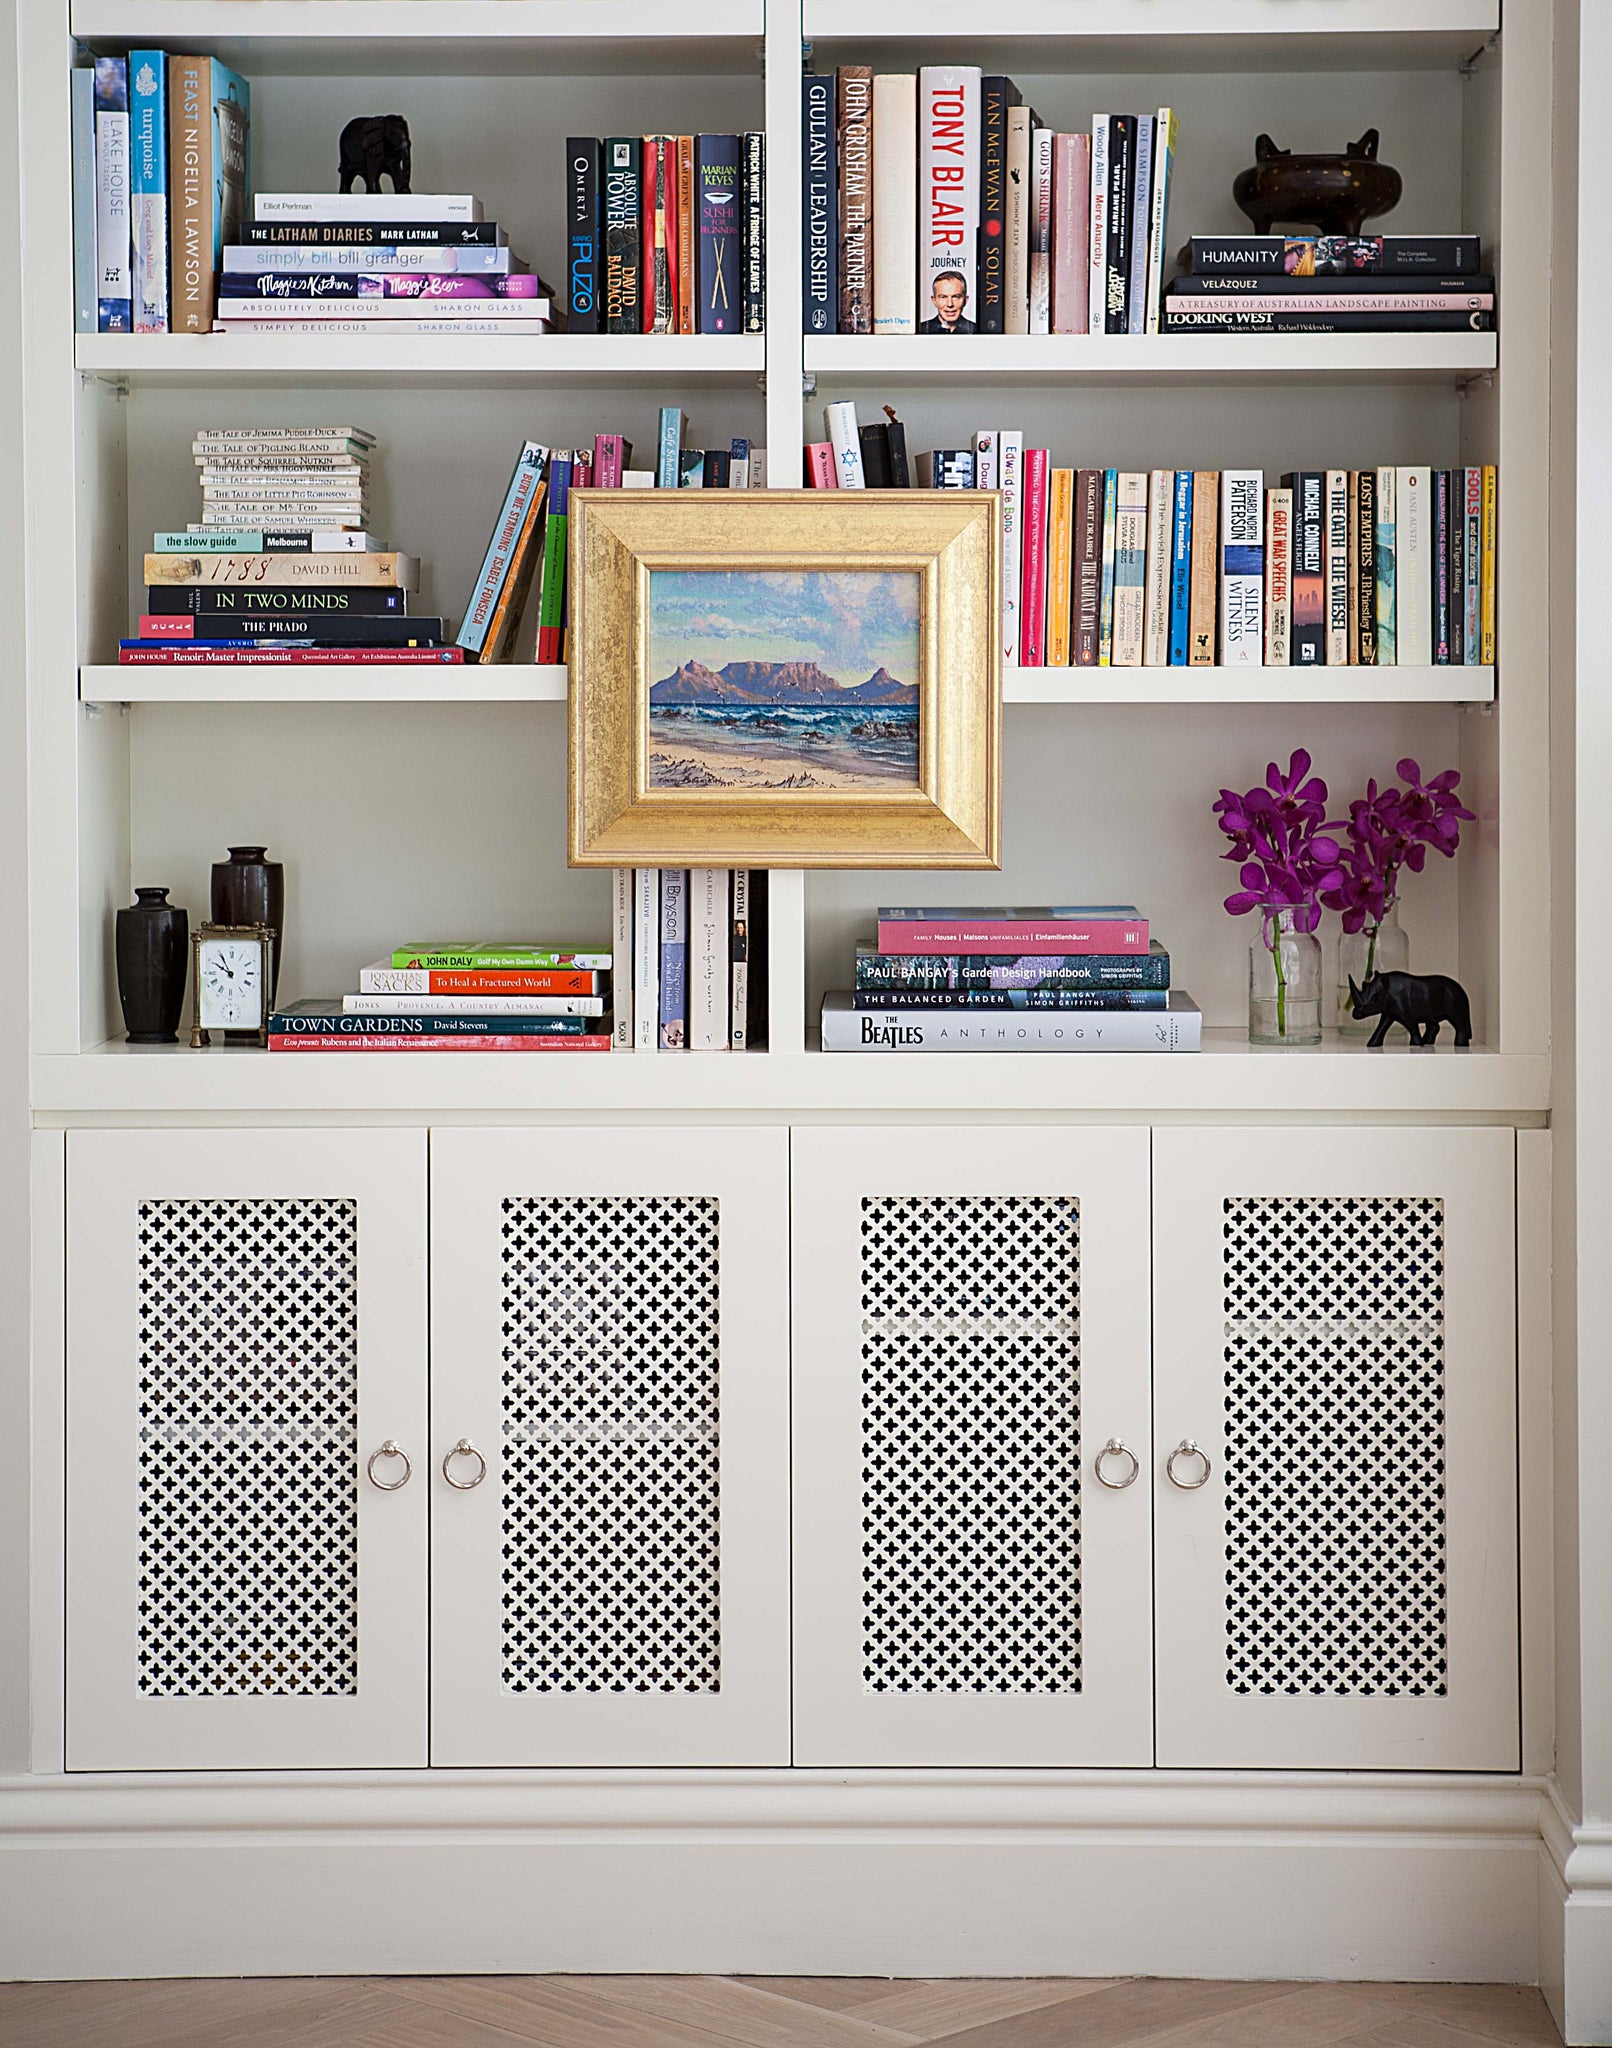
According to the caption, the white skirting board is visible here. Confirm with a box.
[0,1773,1546,1986]
[1540,1784,1612,2045]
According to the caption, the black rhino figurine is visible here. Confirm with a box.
[338,114,412,195]
[1349,971,1472,1049]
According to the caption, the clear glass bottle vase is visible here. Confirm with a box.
[1336,899,1410,1034]
[1249,907,1323,1046]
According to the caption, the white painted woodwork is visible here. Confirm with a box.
[66,1129,429,1771]
[428,1128,790,1765]
[1151,1127,1519,1772]
[792,1127,1153,1766]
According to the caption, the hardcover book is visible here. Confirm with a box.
[534,453,572,663]
[1189,233,1482,274]
[168,55,249,334]
[1102,113,1135,334]
[1355,468,1379,665]
[822,989,1201,1051]
[1097,466,1119,664]
[1028,125,1052,334]
[360,963,604,996]
[1396,467,1432,664]
[1125,114,1154,337]
[876,907,1148,954]
[241,220,504,245]
[852,988,1167,1011]
[612,869,633,1050]
[566,137,602,334]
[456,442,546,658]
[1005,105,1032,336]
[1073,467,1103,666]
[688,867,730,1050]
[1375,465,1397,666]
[146,551,417,587]
[1046,468,1074,667]
[255,192,478,221]
[1019,448,1049,664]
[603,136,642,334]
[696,133,741,333]
[802,76,838,333]
[391,945,612,970]
[633,870,659,1050]
[998,431,1024,665]
[918,67,981,330]
[643,134,676,334]
[1144,106,1178,333]
[977,77,1020,335]
[856,941,1170,990]
[1463,465,1483,664]
[1051,131,1090,335]
[836,70,873,334]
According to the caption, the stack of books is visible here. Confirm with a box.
[812,404,1497,671]
[1162,234,1491,335]
[120,426,453,666]
[461,413,768,664]
[218,192,557,336]
[269,946,615,1052]
[612,870,768,1052]
[566,134,765,336]
[801,69,1177,337]
[822,906,1200,1052]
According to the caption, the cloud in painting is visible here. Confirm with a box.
[649,569,921,682]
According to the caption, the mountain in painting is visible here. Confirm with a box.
[650,659,918,706]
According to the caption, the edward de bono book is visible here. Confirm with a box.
[822,990,1202,1051]
[876,907,1148,954]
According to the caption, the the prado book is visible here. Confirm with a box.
[836,68,873,334]
[1219,469,1264,667]
[823,990,1201,1051]
[802,76,837,334]
[918,67,981,331]
[1283,470,1326,665]
[168,55,249,334]
[872,74,917,334]
[977,77,1020,334]
[876,907,1149,954]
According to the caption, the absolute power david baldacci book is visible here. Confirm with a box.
[822,991,1202,1051]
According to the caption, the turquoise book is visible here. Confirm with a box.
[128,50,167,332]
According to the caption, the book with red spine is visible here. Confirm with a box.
[358,964,604,995]
[641,134,676,333]
[117,644,466,663]
[805,442,838,487]
[1051,132,1090,335]
[1019,446,1049,666]
[591,433,629,487]
[876,907,1150,955]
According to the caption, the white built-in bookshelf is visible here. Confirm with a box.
[26,0,1538,1113]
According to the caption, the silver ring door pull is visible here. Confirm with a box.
[1094,1437,1140,1489]
[1166,1438,1211,1490]
[366,1440,412,1490]
[442,1437,488,1490]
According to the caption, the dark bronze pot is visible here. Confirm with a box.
[1233,129,1403,239]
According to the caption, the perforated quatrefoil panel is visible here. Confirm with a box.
[136,1198,359,1698]
[859,1195,1082,1694]
[1222,1195,1447,1698]
[499,1196,722,1694]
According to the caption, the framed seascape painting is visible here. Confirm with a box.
[567,490,1001,868]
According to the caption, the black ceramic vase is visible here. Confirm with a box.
[211,844,286,1005]
[115,887,189,1043]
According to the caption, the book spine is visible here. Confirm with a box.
[875,917,1149,954]
[1283,471,1325,665]
[391,948,611,970]
[696,133,741,334]
[534,455,572,663]
[977,78,1017,335]
[632,870,660,1050]
[210,67,249,312]
[972,429,998,492]
[823,1003,1198,1051]
[139,613,445,646]
[918,67,981,327]
[688,868,730,1050]
[1220,469,1265,667]
[1142,468,1172,666]
[1167,470,1193,665]
[1051,132,1090,335]
[241,220,504,246]
[94,57,132,331]
[917,449,975,488]
[730,869,751,1049]
[1073,467,1103,666]
[836,70,873,334]
[805,442,837,488]
[1356,468,1378,665]
[119,647,466,665]
[1125,115,1153,337]
[802,78,838,334]
[1110,471,1148,666]
[269,1034,612,1053]
[857,949,1170,990]
[71,70,98,334]
[999,431,1024,665]
[1027,125,1053,334]
[592,433,627,487]
[657,407,684,487]
[1019,449,1049,667]
[338,996,603,1018]
[1005,106,1032,336]
[1097,467,1119,664]
[858,423,891,485]
[128,51,167,333]
[1432,468,1452,663]
[1190,232,1482,274]
[872,74,918,334]
[1087,115,1109,336]
[1374,465,1396,666]
[1046,468,1074,667]
[1324,468,1350,664]
[1395,467,1431,664]
[455,445,545,656]
[1480,464,1497,664]
[480,479,545,663]
[659,870,688,1049]
[147,553,414,587]
[611,869,633,1048]
[743,131,766,335]
[1103,114,1134,334]
[254,193,479,220]
[1168,287,1492,314]
[603,137,641,334]
[360,968,604,995]
[146,584,406,615]
[676,136,696,335]
[1346,471,1360,665]
[1163,305,1493,333]
[854,988,1169,1012]
[1265,486,1292,667]
[1463,466,1483,664]
[643,134,674,335]
[825,400,865,487]
[565,137,602,334]
[1446,468,1465,663]
[1145,107,1177,333]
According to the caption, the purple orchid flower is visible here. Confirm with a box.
[1320,758,1475,934]
[1214,750,1344,930]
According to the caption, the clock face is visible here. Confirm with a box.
[198,938,265,1029]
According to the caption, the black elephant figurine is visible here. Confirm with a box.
[1349,971,1472,1048]
[338,114,412,195]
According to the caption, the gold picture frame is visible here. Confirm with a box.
[566,489,1002,868]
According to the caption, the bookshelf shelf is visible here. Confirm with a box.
[75,334,768,387]
[33,1038,1549,1119]
[806,335,1498,386]
[1004,665,1496,706]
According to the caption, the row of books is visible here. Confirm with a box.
[120,428,454,663]
[218,192,558,334]
[610,870,768,1052]
[823,907,1202,1051]
[809,403,1497,669]
[566,135,764,337]
[461,413,769,664]
[269,945,617,1052]
[72,47,249,333]
[804,70,1178,338]
[1163,233,1492,334]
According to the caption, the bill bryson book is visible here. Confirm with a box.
[875,907,1149,954]
[822,990,1202,1052]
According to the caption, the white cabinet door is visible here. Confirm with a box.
[792,1127,1154,1767]
[429,1128,790,1766]
[1152,1127,1518,1771]
[66,1129,429,1772]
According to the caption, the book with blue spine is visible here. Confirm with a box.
[456,441,547,658]
[270,1002,594,1038]
[1125,115,1154,337]
[128,51,167,331]
[657,407,686,486]
[1097,467,1118,664]
[659,869,688,1048]
[71,67,97,334]
[856,941,1171,991]
[1168,470,1193,664]
[852,988,1167,1012]
[802,75,837,334]
[93,56,131,331]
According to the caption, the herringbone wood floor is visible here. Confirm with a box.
[0,1976,1562,2047]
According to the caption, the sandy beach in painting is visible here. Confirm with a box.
[648,705,919,789]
